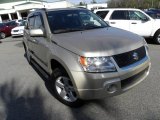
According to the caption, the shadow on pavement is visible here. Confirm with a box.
[0,79,53,120]
[15,42,23,48]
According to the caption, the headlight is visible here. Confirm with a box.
[79,56,116,73]
[19,29,23,32]
[143,39,149,55]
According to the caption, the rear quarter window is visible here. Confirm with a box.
[96,11,109,19]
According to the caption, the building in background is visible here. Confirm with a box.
[87,3,108,11]
[0,0,74,23]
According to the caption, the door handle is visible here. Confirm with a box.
[110,22,116,24]
[131,22,137,24]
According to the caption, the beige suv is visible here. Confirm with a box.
[23,8,151,107]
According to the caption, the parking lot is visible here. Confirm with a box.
[0,37,160,120]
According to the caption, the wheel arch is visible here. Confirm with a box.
[49,58,78,91]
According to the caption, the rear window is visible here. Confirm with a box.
[96,11,109,19]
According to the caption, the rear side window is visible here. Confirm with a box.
[96,11,109,19]
[110,10,129,20]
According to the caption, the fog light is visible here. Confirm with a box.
[107,84,117,93]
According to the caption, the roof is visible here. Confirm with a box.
[43,7,87,12]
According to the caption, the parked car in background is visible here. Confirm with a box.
[145,10,160,19]
[15,19,23,25]
[11,20,26,37]
[0,21,17,39]
[148,8,160,14]
[23,8,150,107]
[0,23,9,39]
[94,8,160,44]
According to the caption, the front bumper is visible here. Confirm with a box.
[11,31,23,37]
[70,56,150,100]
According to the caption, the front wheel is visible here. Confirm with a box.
[154,30,160,44]
[50,68,82,107]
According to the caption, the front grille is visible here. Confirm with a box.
[113,46,146,68]
[13,30,19,32]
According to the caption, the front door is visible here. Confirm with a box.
[129,10,153,37]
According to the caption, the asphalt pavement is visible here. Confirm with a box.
[0,37,160,120]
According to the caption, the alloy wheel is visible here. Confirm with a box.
[55,76,77,102]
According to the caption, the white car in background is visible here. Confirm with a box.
[11,21,26,37]
[94,8,160,44]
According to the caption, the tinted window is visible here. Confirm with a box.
[0,23,5,28]
[110,10,128,20]
[47,10,108,34]
[28,16,35,29]
[34,15,44,29]
[96,11,109,19]
[6,21,17,26]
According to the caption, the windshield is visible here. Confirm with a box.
[47,9,108,34]
[19,21,26,26]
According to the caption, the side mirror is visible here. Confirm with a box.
[141,17,149,22]
[29,29,44,37]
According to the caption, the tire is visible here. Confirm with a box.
[154,30,160,44]
[0,32,6,39]
[50,68,82,107]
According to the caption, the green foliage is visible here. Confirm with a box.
[79,2,86,6]
[108,0,160,9]
[91,0,97,3]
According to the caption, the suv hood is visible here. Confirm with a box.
[52,27,144,57]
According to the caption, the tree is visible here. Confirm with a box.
[91,0,97,4]
[79,2,86,6]
[108,0,160,9]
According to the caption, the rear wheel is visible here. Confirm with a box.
[0,32,6,39]
[50,68,82,107]
[154,30,160,44]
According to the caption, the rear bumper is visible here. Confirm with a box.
[70,56,151,100]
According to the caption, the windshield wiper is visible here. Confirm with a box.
[54,28,84,34]
[84,25,106,30]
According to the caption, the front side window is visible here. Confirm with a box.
[110,10,129,20]
[129,11,149,21]
[96,11,109,19]
[34,15,44,29]
[47,10,108,34]
[28,16,35,29]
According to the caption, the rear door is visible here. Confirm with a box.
[108,10,130,31]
